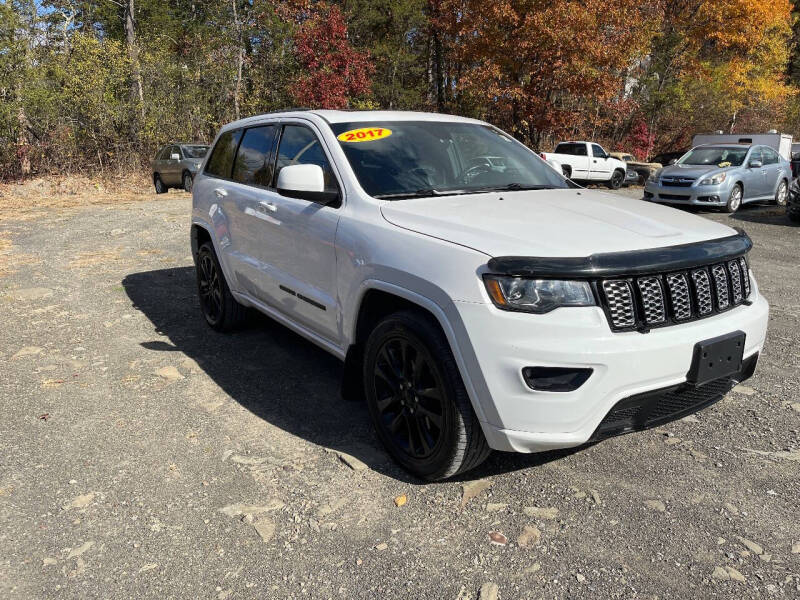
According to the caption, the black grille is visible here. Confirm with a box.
[598,256,751,332]
[591,377,735,441]
[659,193,691,200]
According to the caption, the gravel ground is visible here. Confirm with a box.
[1,184,799,599]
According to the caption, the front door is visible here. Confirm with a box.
[589,144,612,180]
[743,148,768,199]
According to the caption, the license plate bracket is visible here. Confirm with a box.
[687,331,746,386]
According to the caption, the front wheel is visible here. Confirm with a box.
[183,172,194,193]
[725,184,743,213]
[775,179,788,206]
[362,310,490,480]
[606,169,624,189]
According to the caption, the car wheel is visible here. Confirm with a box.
[195,241,247,332]
[154,174,167,194]
[775,179,788,206]
[606,169,625,189]
[183,172,193,193]
[363,310,490,481]
[725,184,743,213]
[562,165,572,179]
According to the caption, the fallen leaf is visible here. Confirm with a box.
[394,494,407,507]
[488,531,507,546]
[38,413,49,421]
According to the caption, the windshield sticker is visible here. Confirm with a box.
[718,161,731,167]
[337,127,392,143]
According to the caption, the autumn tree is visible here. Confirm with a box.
[289,3,373,109]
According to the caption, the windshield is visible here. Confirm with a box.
[182,145,209,159]
[330,121,569,199]
[678,147,747,167]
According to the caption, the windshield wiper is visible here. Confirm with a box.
[475,183,558,192]
[373,188,474,200]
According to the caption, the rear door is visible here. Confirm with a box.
[589,144,612,180]
[760,146,783,196]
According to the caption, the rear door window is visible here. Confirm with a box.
[762,147,779,165]
[205,130,242,179]
[232,125,278,187]
[275,125,338,196]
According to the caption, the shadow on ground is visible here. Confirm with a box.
[123,267,581,484]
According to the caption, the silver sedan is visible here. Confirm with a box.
[643,144,791,213]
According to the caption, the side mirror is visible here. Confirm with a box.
[668,158,677,165]
[749,160,762,169]
[170,153,180,160]
[277,164,339,205]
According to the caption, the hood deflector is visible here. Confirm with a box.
[487,229,752,279]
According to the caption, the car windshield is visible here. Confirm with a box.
[678,147,748,167]
[330,121,569,199]
[182,145,209,158]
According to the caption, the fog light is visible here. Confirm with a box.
[522,367,593,392]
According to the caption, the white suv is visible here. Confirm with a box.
[190,110,769,480]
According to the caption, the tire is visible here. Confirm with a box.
[562,165,572,179]
[195,241,247,332]
[154,174,167,194]
[775,179,788,206]
[606,169,625,189]
[362,310,490,481]
[725,184,743,213]
[183,171,194,193]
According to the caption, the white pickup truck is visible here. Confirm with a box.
[541,141,627,189]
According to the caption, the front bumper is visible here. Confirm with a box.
[456,286,768,453]
[644,181,728,206]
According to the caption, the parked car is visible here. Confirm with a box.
[623,168,639,186]
[644,143,791,212]
[790,143,800,178]
[152,143,209,193]
[787,177,800,222]
[541,141,627,188]
[609,151,662,184]
[191,110,768,480]
[650,150,687,166]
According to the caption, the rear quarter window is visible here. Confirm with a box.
[205,130,242,178]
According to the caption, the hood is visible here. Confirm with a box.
[658,163,729,180]
[380,189,736,258]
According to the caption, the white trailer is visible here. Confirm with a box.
[692,131,793,160]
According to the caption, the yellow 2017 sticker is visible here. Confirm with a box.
[337,127,392,143]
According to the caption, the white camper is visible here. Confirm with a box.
[692,131,793,160]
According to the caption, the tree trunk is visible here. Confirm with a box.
[124,0,144,119]
[232,0,243,120]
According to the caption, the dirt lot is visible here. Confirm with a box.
[1,180,799,599]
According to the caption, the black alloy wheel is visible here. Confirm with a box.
[607,169,624,189]
[372,335,447,460]
[195,241,247,331]
[183,172,193,193]
[363,310,490,480]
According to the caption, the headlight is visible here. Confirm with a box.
[483,276,596,313]
[699,172,727,185]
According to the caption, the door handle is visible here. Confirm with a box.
[593,160,598,163]
[214,188,228,199]
[259,201,277,213]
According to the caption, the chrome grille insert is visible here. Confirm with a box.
[665,273,692,320]
[601,281,635,329]
[691,269,713,316]
[739,257,751,298]
[728,260,743,304]
[711,264,730,309]
[636,277,666,324]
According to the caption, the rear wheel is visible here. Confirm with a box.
[606,169,625,189]
[363,310,490,481]
[154,174,167,194]
[775,179,788,206]
[725,184,743,213]
[183,172,194,193]
[195,241,247,331]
